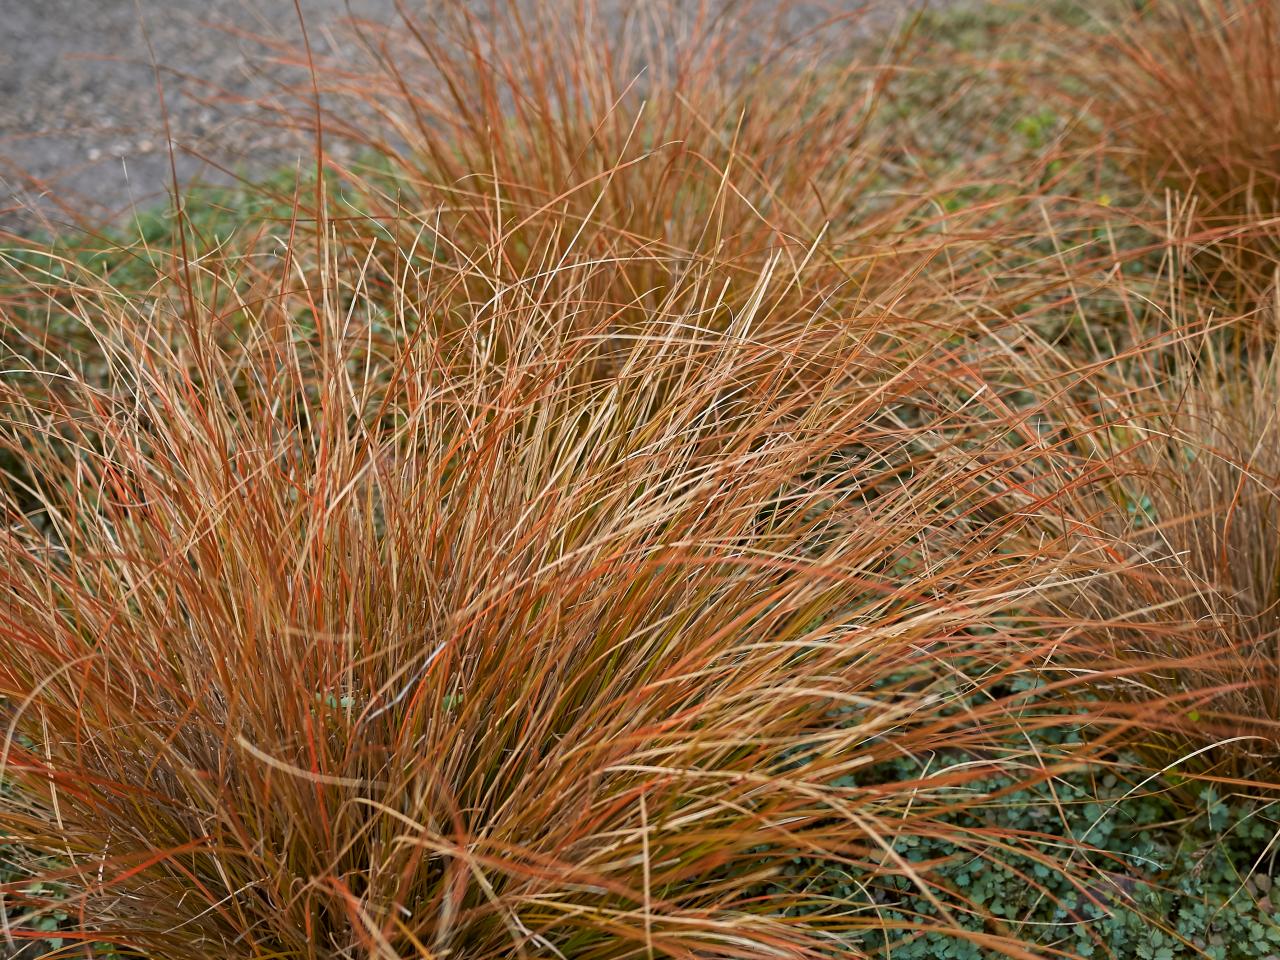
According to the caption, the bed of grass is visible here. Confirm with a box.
[4,1,1280,958]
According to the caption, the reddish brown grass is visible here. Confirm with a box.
[1058,0,1280,300]
[0,3,1211,957]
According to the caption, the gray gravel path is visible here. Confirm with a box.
[0,0,935,232]
[0,0,403,230]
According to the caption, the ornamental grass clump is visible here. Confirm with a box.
[0,3,1169,958]
[283,0,1014,326]
[1058,0,1280,300]
[0,206,1121,958]
[1047,281,1280,783]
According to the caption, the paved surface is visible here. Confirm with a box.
[0,0,401,230]
[0,0,934,232]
